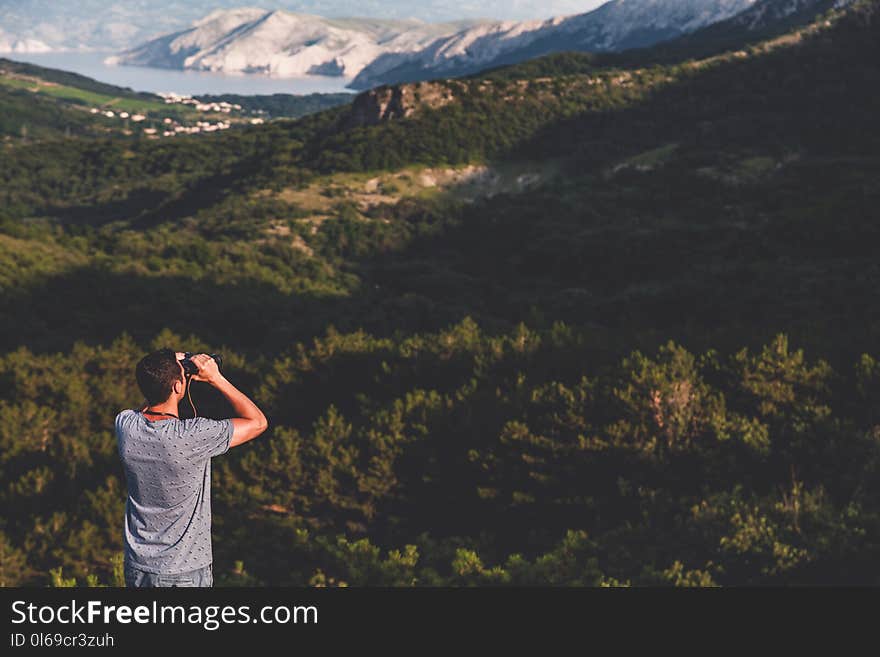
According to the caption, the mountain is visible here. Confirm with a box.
[0,28,52,54]
[720,0,854,28]
[106,9,485,78]
[0,1,191,52]
[108,0,762,86]
[350,0,758,88]
[0,1,602,53]
[626,0,859,61]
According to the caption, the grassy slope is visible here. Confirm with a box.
[0,57,157,100]
[0,73,171,112]
[0,84,118,139]
[0,61,183,139]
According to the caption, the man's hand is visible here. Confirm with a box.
[189,353,223,385]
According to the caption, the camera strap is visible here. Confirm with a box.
[186,376,198,418]
[142,409,179,419]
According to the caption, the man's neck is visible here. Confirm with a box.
[142,399,180,419]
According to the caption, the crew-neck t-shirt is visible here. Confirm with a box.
[115,409,233,574]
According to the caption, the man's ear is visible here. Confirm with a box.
[173,378,185,396]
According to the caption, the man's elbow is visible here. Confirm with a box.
[230,415,269,448]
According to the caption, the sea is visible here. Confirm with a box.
[3,51,356,97]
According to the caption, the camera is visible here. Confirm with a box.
[180,352,223,377]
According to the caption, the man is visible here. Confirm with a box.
[115,349,268,587]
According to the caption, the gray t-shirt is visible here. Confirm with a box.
[115,409,233,574]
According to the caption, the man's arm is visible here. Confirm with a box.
[189,354,268,448]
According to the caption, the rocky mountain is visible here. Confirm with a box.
[614,0,858,63]
[0,1,600,53]
[721,0,854,28]
[349,0,758,89]
[105,1,762,86]
[105,8,485,78]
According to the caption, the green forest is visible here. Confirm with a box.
[1,0,879,586]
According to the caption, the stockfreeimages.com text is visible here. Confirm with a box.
[11,600,317,631]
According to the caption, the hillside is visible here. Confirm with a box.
[0,57,352,140]
[0,56,164,139]
[1,0,879,587]
[3,0,877,354]
[614,0,858,64]
[0,57,158,100]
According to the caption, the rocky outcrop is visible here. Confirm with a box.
[343,81,459,129]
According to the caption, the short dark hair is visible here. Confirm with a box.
[136,348,182,405]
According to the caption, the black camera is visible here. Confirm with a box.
[180,352,223,377]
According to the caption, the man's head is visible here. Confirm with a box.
[136,348,185,406]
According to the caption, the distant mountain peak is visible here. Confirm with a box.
[107,8,492,79]
[192,7,269,28]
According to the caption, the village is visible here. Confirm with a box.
[86,91,265,138]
